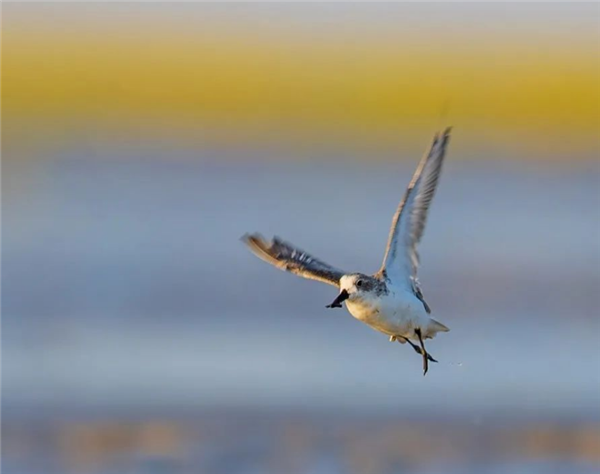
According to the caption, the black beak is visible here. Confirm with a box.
[326,289,349,308]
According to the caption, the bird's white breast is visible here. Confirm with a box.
[345,289,427,338]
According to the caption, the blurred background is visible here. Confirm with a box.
[2,3,599,474]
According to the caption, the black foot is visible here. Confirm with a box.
[413,345,438,363]
[399,337,438,363]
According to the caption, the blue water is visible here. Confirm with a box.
[3,154,599,473]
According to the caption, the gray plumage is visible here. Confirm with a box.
[378,127,452,309]
[241,234,346,287]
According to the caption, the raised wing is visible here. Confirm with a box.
[378,128,452,290]
[242,234,345,287]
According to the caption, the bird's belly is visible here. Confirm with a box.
[346,297,421,337]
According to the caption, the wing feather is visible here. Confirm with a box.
[379,128,452,291]
[242,234,345,287]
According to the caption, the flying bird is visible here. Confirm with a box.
[242,128,452,375]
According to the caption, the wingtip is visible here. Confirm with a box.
[240,232,263,246]
[430,127,452,146]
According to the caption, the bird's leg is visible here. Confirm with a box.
[415,328,429,376]
[397,335,438,363]
[397,336,420,353]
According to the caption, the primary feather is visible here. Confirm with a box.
[378,128,452,293]
[241,234,346,287]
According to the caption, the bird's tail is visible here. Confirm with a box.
[427,318,450,338]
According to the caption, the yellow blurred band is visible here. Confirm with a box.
[3,4,599,160]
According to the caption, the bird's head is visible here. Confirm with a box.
[326,273,376,308]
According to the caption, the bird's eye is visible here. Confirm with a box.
[356,280,363,288]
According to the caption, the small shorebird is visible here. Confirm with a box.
[242,128,452,375]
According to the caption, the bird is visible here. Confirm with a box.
[242,128,452,375]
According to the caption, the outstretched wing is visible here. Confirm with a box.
[379,128,452,290]
[242,234,345,287]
